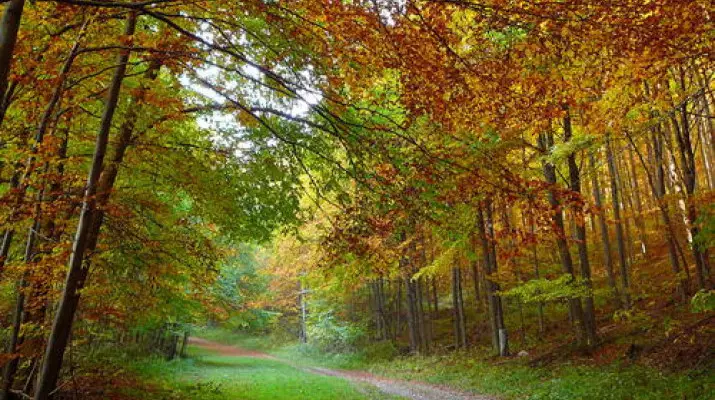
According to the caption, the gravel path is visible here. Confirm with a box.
[307,366,494,400]
[189,338,496,400]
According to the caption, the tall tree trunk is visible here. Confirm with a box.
[589,152,622,308]
[451,266,466,349]
[180,330,189,358]
[431,278,438,315]
[34,13,138,400]
[616,150,636,265]
[606,137,632,308]
[652,132,689,299]
[530,221,546,336]
[1,199,41,400]
[632,86,688,299]
[416,278,430,351]
[539,132,587,345]
[378,277,388,340]
[299,280,307,343]
[627,146,648,255]
[470,245,483,313]
[0,171,18,270]
[696,95,715,190]
[404,277,418,353]
[672,80,711,290]
[394,279,402,341]
[476,204,508,356]
[0,0,25,126]
[563,109,597,346]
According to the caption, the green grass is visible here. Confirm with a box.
[127,342,397,400]
[192,328,714,400]
[191,327,386,369]
[366,353,714,400]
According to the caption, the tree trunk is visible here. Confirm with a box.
[451,266,466,349]
[394,279,402,341]
[530,221,546,336]
[539,131,588,345]
[606,137,632,308]
[0,0,25,126]
[431,278,438,315]
[476,204,508,356]
[470,245,483,313]
[34,13,138,400]
[299,280,307,343]
[629,88,688,299]
[378,277,388,340]
[627,146,647,255]
[563,110,597,346]
[673,84,710,290]
[416,278,430,351]
[589,152,622,308]
[404,277,418,353]
[1,212,40,400]
[180,330,189,358]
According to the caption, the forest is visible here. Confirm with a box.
[0,0,713,399]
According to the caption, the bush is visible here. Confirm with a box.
[359,340,398,363]
[307,310,366,353]
[690,289,715,313]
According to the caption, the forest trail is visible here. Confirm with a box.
[189,338,496,400]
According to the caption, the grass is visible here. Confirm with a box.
[125,341,396,400]
[367,353,714,400]
[190,327,714,400]
[191,327,386,369]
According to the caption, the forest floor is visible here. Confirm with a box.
[185,337,494,400]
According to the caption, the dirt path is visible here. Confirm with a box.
[188,338,496,400]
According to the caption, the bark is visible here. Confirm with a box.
[34,13,138,400]
[627,146,648,255]
[589,152,622,308]
[180,330,189,358]
[0,0,25,126]
[530,222,546,336]
[539,132,588,345]
[451,266,467,349]
[378,277,388,340]
[634,86,687,298]
[606,137,632,308]
[672,82,710,290]
[371,278,387,341]
[470,244,483,312]
[404,277,418,353]
[616,151,636,265]
[476,204,508,356]
[563,110,597,345]
[394,279,402,341]
[696,95,715,190]
[1,210,40,400]
[416,277,429,351]
[299,280,307,343]
[0,171,18,270]
[431,278,438,315]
